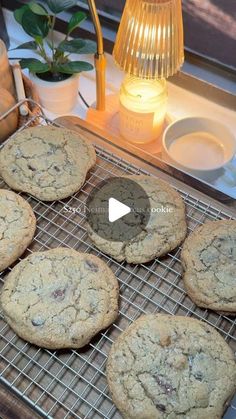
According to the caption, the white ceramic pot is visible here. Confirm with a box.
[30,72,79,114]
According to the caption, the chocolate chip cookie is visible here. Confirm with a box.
[87,175,187,264]
[1,248,119,349]
[107,314,236,419]
[181,220,236,314]
[0,189,36,271]
[0,126,96,201]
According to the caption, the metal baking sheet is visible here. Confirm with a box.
[0,115,235,418]
[161,151,236,201]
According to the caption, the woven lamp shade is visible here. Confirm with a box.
[113,0,184,79]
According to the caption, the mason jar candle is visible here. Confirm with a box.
[119,75,168,144]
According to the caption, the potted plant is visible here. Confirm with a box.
[13,0,96,113]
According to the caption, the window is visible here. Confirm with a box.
[9,0,236,70]
[79,0,236,70]
[183,0,236,70]
[79,0,124,19]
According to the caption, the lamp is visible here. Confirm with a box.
[113,0,184,143]
[86,0,184,146]
[87,0,106,111]
[113,0,184,80]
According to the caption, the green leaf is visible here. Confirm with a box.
[20,58,50,73]
[28,2,48,16]
[56,61,93,74]
[45,0,78,14]
[68,11,86,34]
[57,39,85,52]
[57,39,96,54]
[14,5,29,24]
[22,9,50,38]
[10,41,38,51]
[75,40,97,54]
[35,36,44,46]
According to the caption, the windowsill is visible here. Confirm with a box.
[4,7,236,133]
[3,2,236,96]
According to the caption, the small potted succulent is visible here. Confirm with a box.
[13,0,96,113]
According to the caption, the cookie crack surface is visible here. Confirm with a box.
[107,314,236,419]
[1,248,119,349]
[181,220,236,311]
[0,126,96,201]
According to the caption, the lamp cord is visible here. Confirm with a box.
[79,91,90,109]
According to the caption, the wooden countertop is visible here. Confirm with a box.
[0,382,42,419]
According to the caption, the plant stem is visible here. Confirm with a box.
[37,42,51,67]
[63,54,70,61]
[50,15,56,72]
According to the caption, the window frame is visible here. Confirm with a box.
[75,1,236,74]
[2,0,236,110]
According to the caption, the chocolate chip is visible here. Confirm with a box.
[202,326,211,334]
[188,355,194,370]
[54,166,60,172]
[27,164,36,172]
[32,317,45,327]
[48,144,58,154]
[156,404,166,412]
[194,372,204,381]
[85,260,99,272]
[155,375,175,394]
[15,150,22,158]
[52,288,66,301]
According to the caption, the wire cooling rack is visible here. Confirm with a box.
[0,114,235,419]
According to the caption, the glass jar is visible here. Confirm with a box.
[119,75,168,144]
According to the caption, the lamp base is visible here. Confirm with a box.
[86,94,170,155]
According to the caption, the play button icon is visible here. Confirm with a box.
[86,177,150,242]
[109,198,131,223]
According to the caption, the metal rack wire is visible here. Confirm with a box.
[0,112,235,419]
